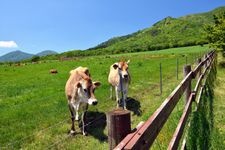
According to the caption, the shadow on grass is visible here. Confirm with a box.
[79,111,107,142]
[126,97,142,116]
[118,97,142,116]
[187,64,217,150]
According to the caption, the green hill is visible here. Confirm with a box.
[60,6,225,58]
[36,50,58,57]
[0,50,34,62]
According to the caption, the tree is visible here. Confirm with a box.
[205,12,225,56]
[31,55,40,62]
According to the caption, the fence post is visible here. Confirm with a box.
[176,58,179,80]
[204,54,208,68]
[160,62,162,95]
[183,65,192,104]
[214,51,217,73]
[107,108,131,150]
[197,58,202,78]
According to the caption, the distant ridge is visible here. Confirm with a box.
[61,6,225,57]
[36,50,58,57]
[0,50,33,62]
[1,6,225,61]
[89,6,225,53]
[0,50,58,62]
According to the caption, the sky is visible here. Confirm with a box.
[0,0,225,56]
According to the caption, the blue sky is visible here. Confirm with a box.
[0,0,225,56]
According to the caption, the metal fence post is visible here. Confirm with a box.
[160,62,162,95]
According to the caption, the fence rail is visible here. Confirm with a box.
[114,50,216,150]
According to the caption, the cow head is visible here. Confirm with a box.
[77,77,101,106]
[113,60,130,79]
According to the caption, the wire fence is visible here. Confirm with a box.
[46,113,106,149]
[1,112,106,149]
[0,92,64,111]
[1,117,69,149]
[0,51,210,149]
[158,51,208,95]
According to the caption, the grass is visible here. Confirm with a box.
[187,64,216,149]
[186,51,225,150]
[0,45,209,149]
[210,52,225,149]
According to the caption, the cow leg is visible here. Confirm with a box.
[109,85,113,100]
[115,86,120,108]
[81,111,88,136]
[68,103,76,134]
[123,90,128,110]
[75,103,80,121]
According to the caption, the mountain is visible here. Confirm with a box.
[1,6,225,61]
[36,50,58,56]
[0,50,34,62]
[0,50,58,62]
[61,6,225,57]
[89,7,225,53]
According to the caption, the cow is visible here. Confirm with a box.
[108,60,130,109]
[65,66,101,136]
[50,69,58,74]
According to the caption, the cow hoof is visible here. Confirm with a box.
[83,131,88,136]
[69,130,76,136]
[75,116,79,120]
[117,104,120,108]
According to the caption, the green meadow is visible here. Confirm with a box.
[0,46,209,149]
[206,53,225,149]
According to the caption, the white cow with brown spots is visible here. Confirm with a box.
[65,66,101,135]
[108,60,131,109]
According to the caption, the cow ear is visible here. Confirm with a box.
[84,68,90,76]
[127,60,130,64]
[113,63,119,69]
[77,82,81,88]
[79,72,90,80]
[93,81,101,88]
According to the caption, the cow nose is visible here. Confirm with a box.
[92,101,98,105]
[124,74,128,78]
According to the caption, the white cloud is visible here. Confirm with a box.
[0,41,18,48]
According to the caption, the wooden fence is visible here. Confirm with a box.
[112,50,216,150]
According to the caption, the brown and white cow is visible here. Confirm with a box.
[65,66,101,135]
[108,60,130,109]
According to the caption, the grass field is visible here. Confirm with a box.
[0,45,209,149]
[210,53,225,149]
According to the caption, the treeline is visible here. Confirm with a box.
[60,40,207,58]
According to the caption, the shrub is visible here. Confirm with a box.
[219,61,225,68]
[31,56,40,62]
